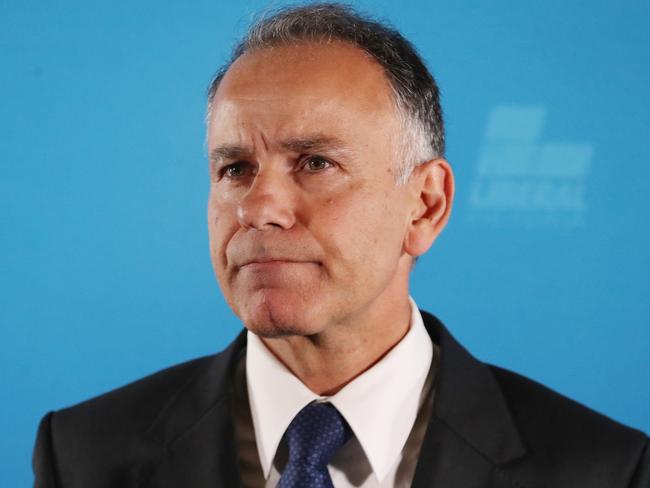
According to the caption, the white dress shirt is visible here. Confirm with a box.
[232,297,438,487]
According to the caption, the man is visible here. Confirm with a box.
[33,3,649,487]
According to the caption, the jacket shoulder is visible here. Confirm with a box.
[55,353,218,431]
[38,349,233,487]
[490,365,649,485]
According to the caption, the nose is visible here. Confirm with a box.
[236,170,296,230]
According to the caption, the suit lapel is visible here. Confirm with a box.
[412,311,528,488]
[133,311,528,488]
[135,330,248,488]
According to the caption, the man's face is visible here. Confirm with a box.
[207,42,420,337]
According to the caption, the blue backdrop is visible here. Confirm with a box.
[2,1,648,485]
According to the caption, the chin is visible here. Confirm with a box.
[237,289,324,338]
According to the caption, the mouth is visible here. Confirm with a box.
[241,258,316,267]
[238,258,321,273]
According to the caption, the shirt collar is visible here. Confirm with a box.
[245,297,433,483]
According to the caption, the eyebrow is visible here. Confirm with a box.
[281,135,349,155]
[209,134,351,165]
[210,145,251,164]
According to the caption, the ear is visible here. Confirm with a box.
[403,158,454,257]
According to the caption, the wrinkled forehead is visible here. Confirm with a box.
[207,42,400,139]
[222,42,392,96]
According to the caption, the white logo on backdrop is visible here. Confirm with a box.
[468,106,593,227]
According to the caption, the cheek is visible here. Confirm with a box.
[207,196,236,266]
[315,189,402,264]
[207,199,221,249]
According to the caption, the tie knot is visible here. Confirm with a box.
[283,402,352,469]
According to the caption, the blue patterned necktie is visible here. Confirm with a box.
[278,402,352,488]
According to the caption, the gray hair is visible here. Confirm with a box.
[207,2,445,184]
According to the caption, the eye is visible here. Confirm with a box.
[301,155,332,172]
[220,161,252,180]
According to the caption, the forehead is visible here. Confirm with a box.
[208,42,400,148]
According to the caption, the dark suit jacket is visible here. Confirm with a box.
[33,311,649,487]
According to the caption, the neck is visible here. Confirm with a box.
[259,291,412,396]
